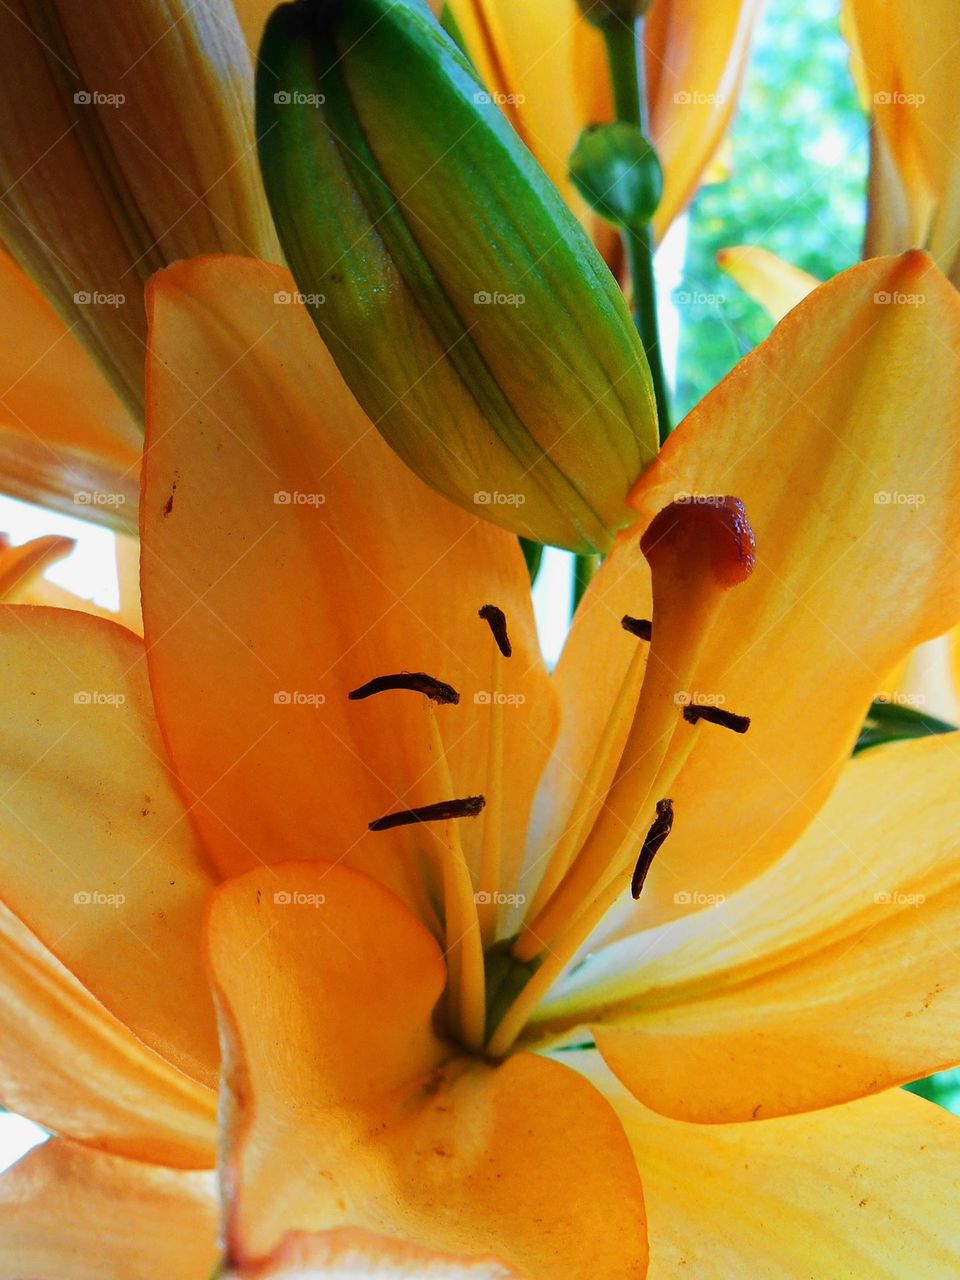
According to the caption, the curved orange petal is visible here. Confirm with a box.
[0,1139,218,1280]
[849,0,956,272]
[715,245,818,321]
[0,605,218,1085]
[0,900,215,1168]
[536,734,960,1120]
[0,532,73,599]
[609,252,960,928]
[0,251,139,529]
[573,1052,960,1280]
[234,1229,521,1279]
[141,257,554,912]
[647,0,766,241]
[208,861,647,1279]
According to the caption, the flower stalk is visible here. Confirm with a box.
[601,16,672,442]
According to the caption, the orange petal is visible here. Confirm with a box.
[0,251,139,528]
[716,245,818,321]
[0,532,73,599]
[208,861,647,1279]
[574,1052,960,1280]
[646,0,765,240]
[613,252,960,927]
[0,900,215,1168]
[536,734,960,1120]
[0,1139,218,1280]
[863,120,933,259]
[141,256,554,911]
[848,0,954,270]
[232,1229,521,1279]
[0,605,218,1085]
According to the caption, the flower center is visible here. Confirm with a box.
[354,499,756,1059]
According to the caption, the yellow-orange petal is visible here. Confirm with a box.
[141,257,554,909]
[0,605,218,1085]
[862,120,933,259]
[613,252,960,927]
[848,0,956,273]
[536,734,960,1120]
[0,251,139,529]
[20,530,144,635]
[0,532,73,600]
[716,245,818,321]
[571,1052,960,1280]
[0,900,216,1168]
[647,0,765,241]
[232,1228,521,1279]
[0,1139,218,1280]
[208,861,647,1279]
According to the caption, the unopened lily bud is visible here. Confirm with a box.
[570,124,664,232]
[0,0,279,418]
[256,0,659,553]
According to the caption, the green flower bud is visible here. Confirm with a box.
[256,0,659,553]
[570,123,664,232]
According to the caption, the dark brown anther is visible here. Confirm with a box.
[479,604,512,657]
[621,615,652,641]
[348,672,459,705]
[682,704,751,734]
[631,798,674,899]
[369,795,486,832]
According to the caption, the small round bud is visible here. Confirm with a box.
[569,122,664,232]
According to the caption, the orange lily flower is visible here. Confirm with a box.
[442,0,765,243]
[3,248,960,1276]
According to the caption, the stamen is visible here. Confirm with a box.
[631,798,674,899]
[348,672,459,705]
[682,704,751,734]
[479,604,512,657]
[621,615,652,641]
[369,795,485,832]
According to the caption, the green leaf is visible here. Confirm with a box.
[853,699,956,755]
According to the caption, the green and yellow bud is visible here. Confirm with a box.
[256,0,659,552]
[0,0,279,419]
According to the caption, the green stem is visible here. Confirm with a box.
[601,18,672,442]
[573,552,597,611]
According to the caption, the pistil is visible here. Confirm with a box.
[509,499,756,991]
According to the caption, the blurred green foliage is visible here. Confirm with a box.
[673,0,868,418]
